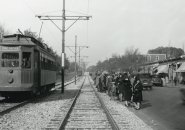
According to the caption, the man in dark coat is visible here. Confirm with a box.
[132,75,143,110]
[99,74,104,92]
[106,75,113,96]
[95,73,101,91]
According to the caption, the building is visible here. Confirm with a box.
[145,54,166,63]
[139,55,185,85]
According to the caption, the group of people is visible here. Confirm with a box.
[94,71,143,110]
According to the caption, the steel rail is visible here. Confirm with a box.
[0,77,80,116]
[0,100,29,116]
[88,76,120,130]
[58,76,86,130]
[55,76,81,87]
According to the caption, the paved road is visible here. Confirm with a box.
[128,85,185,130]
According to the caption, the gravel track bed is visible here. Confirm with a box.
[0,103,21,112]
[64,78,112,129]
[0,78,84,130]
[0,76,153,130]
[99,93,153,130]
[88,77,153,130]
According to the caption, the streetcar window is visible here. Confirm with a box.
[1,53,19,67]
[22,52,31,68]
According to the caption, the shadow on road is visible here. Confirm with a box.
[141,100,152,109]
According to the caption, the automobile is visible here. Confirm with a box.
[152,75,163,87]
[137,73,153,89]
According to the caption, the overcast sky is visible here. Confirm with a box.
[1,0,185,66]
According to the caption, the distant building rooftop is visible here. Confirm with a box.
[144,53,166,63]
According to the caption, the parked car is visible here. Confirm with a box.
[152,75,163,87]
[138,73,153,89]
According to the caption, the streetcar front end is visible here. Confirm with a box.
[0,35,35,98]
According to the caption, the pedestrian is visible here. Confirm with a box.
[93,72,98,85]
[114,74,120,100]
[132,75,143,110]
[174,76,177,86]
[123,73,132,107]
[106,74,113,96]
[130,74,135,86]
[98,74,103,92]
[26,57,31,68]
[100,73,106,92]
[95,72,101,91]
[22,58,27,68]
[117,73,125,101]
[103,73,108,92]
[109,81,117,100]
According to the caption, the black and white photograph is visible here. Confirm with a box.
[0,0,185,130]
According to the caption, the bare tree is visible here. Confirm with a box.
[0,23,10,35]
[92,46,145,73]
[148,46,184,59]
[23,28,44,43]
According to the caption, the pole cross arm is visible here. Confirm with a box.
[36,15,92,20]
[79,45,89,48]
[66,46,75,54]
[47,16,63,32]
[36,15,92,32]
[65,46,76,47]
[77,45,89,54]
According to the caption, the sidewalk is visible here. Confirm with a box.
[165,82,185,88]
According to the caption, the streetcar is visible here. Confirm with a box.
[0,34,57,98]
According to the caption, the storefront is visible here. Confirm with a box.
[176,62,185,84]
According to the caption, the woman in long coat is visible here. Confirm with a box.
[123,75,132,106]
[132,75,143,110]
[117,73,125,101]
[95,73,100,91]
[114,74,120,100]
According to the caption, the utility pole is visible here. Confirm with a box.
[36,0,91,93]
[66,36,78,84]
[82,61,89,73]
[79,47,81,71]
[61,0,65,93]
[66,44,88,77]
[75,35,77,84]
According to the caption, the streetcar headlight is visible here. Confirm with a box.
[8,78,14,84]
[8,69,13,73]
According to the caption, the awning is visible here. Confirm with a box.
[176,62,185,72]
[156,64,168,74]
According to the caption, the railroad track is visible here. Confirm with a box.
[0,77,80,116]
[55,76,81,89]
[0,100,29,116]
[44,75,119,130]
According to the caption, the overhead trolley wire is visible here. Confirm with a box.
[21,0,62,49]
